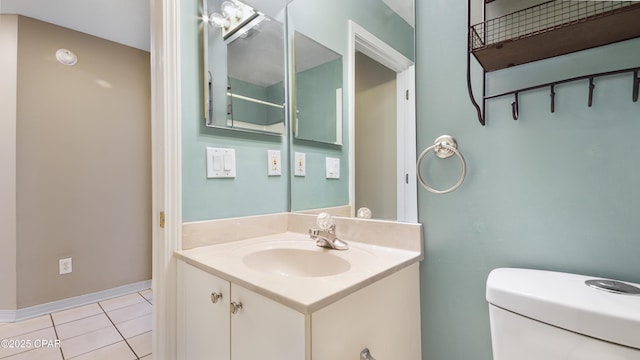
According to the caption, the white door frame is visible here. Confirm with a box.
[151,0,182,358]
[347,21,417,222]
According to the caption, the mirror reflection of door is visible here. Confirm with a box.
[355,52,398,221]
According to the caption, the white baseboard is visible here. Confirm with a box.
[0,279,152,323]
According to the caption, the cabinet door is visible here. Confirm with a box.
[230,283,305,360]
[311,263,422,359]
[178,261,231,360]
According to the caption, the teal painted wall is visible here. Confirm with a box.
[290,141,349,211]
[227,78,285,126]
[416,1,640,360]
[287,0,414,62]
[182,0,288,221]
[296,58,342,143]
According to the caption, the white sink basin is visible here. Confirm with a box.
[243,248,351,277]
[177,231,422,312]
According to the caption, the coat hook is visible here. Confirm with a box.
[550,85,556,113]
[511,93,519,120]
[588,77,595,107]
[633,70,639,102]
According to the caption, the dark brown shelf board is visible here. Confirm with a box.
[472,3,640,72]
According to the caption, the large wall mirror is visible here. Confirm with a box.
[198,0,415,221]
[203,0,286,135]
[288,0,416,221]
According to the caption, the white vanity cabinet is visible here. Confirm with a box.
[178,259,421,360]
[177,261,305,360]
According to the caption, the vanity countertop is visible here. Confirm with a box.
[175,231,422,314]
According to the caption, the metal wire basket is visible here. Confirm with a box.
[470,0,639,51]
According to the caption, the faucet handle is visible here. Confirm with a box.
[316,212,334,231]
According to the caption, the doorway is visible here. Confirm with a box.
[355,53,398,220]
[348,21,417,222]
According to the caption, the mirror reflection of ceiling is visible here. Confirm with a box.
[0,0,150,51]
[230,0,412,87]
[382,0,414,27]
[226,18,285,87]
[294,33,340,73]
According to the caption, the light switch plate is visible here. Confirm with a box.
[207,147,236,178]
[326,157,340,179]
[294,152,306,177]
[267,150,281,176]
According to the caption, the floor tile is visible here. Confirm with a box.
[0,327,57,358]
[2,291,153,360]
[126,331,151,358]
[105,301,151,324]
[51,304,103,326]
[139,289,152,302]
[2,346,63,360]
[115,314,152,339]
[99,294,145,313]
[60,326,122,359]
[68,341,136,360]
[0,315,52,339]
[54,313,112,340]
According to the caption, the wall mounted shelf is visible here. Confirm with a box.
[471,1,640,72]
[466,0,640,126]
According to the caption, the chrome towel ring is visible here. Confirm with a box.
[416,135,467,194]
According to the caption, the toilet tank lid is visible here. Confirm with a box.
[486,268,640,350]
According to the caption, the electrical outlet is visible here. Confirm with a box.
[294,152,306,177]
[326,157,340,179]
[59,258,72,275]
[267,150,281,176]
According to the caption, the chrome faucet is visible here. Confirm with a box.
[309,213,349,250]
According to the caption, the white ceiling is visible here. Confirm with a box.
[0,0,150,51]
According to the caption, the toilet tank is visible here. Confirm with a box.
[486,268,640,360]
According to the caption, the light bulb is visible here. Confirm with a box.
[221,1,241,20]
[208,12,229,28]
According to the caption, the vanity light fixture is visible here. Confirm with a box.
[55,48,77,66]
[208,12,229,29]
[206,0,262,43]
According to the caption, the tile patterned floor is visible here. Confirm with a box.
[0,289,152,360]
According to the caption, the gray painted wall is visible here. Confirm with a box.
[355,53,397,220]
[417,1,640,359]
[0,15,19,310]
[2,15,152,308]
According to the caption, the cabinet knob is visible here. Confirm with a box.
[210,292,223,304]
[230,301,243,314]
